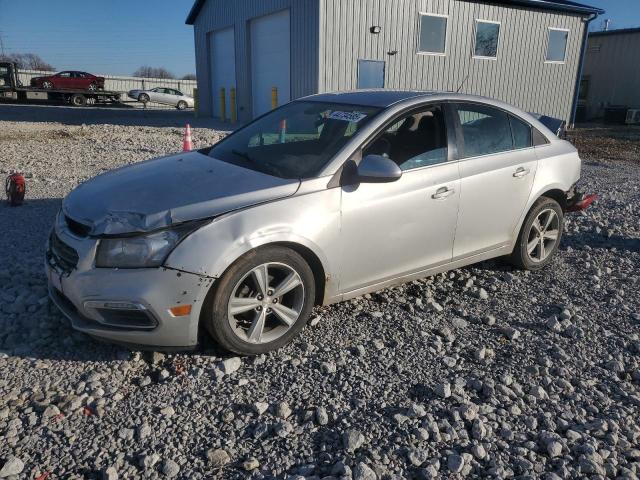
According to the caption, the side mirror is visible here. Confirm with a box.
[356,155,402,183]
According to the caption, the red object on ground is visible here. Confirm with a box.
[5,173,26,206]
[183,124,193,151]
[567,193,597,212]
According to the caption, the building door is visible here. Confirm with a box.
[357,60,385,89]
[250,9,291,118]
[209,27,236,119]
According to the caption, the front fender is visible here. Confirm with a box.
[164,187,342,299]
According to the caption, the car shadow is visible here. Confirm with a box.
[563,231,640,253]
[0,103,236,129]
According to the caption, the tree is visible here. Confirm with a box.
[0,53,54,71]
[132,66,176,79]
[181,74,196,81]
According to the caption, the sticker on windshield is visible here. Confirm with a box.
[328,111,368,123]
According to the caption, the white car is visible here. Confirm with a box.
[47,91,594,354]
[128,87,194,110]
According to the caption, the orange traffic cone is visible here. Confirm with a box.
[183,124,193,151]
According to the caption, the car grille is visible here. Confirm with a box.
[48,232,79,273]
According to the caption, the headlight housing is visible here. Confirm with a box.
[95,222,202,268]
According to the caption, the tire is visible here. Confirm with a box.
[176,100,188,110]
[138,93,150,103]
[70,94,87,107]
[42,80,53,89]
[510,196,564,270]
[87,82,97,92]
[204,246,316,355]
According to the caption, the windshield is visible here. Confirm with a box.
[209,101,381,179]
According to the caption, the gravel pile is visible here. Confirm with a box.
[0,119,639,479]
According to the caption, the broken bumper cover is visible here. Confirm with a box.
[45,229,213,349]
[567,192,598,212]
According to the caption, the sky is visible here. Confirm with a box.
[0,0,638,78]
[581,0,640,31]
[0,0,196,77]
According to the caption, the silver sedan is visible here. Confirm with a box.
[46,91,592,354]
[128,87,194,109]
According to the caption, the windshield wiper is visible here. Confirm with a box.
[231,149,284,178]
[231,149,255,164]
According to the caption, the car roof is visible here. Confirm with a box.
[304,90,438,108]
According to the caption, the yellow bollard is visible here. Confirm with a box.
[271,87,278,110]
[219,87,227,122]
[230,87,237,124]
[193,87,199,118]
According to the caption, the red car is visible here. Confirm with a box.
[30,71,105,91]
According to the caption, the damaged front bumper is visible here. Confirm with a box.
[566,186,598,212]
[45,224,214,349]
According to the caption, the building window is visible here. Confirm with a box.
[418,13,447,55]
[546,28,569,63]
[474,20,500,59]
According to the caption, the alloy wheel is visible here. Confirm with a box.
[526,208,560,263]
[227,262,305,344]
[42,81,53,89]
[88,83,97,91]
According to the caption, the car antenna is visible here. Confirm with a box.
[456,74,470,93]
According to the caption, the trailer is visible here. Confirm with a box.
[0,62,122,107]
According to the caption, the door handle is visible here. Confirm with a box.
[432,186,455,200]
[513,167,530,178]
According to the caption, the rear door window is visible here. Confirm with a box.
[454,103,513,158]
[510,115,533,149]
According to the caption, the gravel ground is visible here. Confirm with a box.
[0,117,639,480]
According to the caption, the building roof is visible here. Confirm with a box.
[589,27,640,37]
[470,0,603,16]
[185,0,603,25]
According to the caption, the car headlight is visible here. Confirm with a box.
[95,222,202,268]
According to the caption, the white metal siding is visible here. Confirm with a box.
[192,0,319,122]
[318,0,586,123]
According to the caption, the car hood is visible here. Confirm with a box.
[62,151,300,236]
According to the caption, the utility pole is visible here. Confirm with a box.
[0,31,6,57]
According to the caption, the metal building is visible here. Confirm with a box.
[186,0,603,124]
[580,28,640,121]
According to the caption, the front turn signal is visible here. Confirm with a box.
[169,305,192,317]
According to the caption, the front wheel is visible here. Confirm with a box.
[176,100,187,110]
[87,82,97,92]
[510,196,563,270]
[204,246,315,355]
[138,93,150,103]
[42,81,53,89]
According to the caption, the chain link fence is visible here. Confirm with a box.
[17,69,197,109]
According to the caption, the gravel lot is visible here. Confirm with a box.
[0,113,639,480]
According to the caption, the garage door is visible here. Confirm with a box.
[250,9,291,118]
[209,27,236,119]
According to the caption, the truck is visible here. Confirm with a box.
[0,62,122,107]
